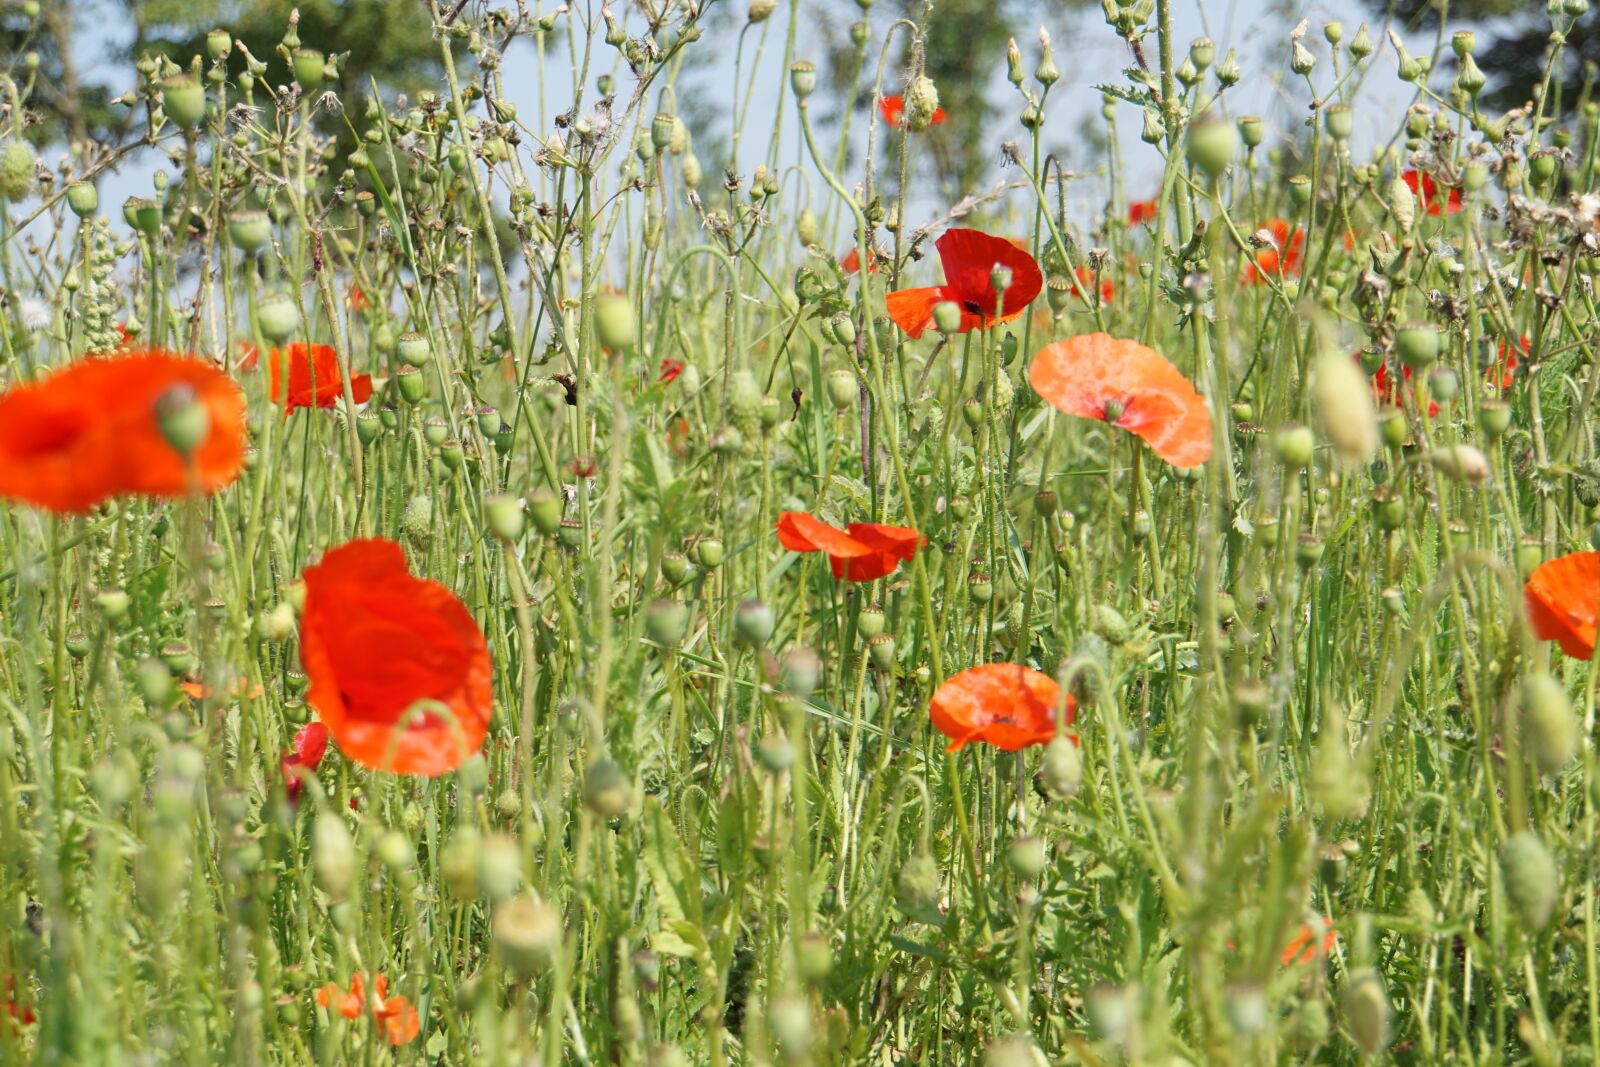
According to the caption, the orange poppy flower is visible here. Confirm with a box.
[1402,169,1462,216]
[776,511,922,582]
[839,246,878,275]
[1280,918,1338,966]
[0,351,248,514]
[316,972,366,1020]
[1242,219,1304,283]
[1071,266,1114,304]
[929,663,1074,752]
[237,341,261,373]
[316,973,420,1045]
[1028,333,1213,469]
[299,538,492,776]
[879,95,947,129]
[269,342,373,413]
[1492,335,1527,390]
[1126,199,1159,227]
[885,229,1043,339]
[1525,551,1600,659]
[347,283,369,313]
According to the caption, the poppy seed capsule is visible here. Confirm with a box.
[593,294,636,350]
[395,365,427,403]
[292,48,326,92]
[949,495,971,521]
[756,733,796,773]
[1274,424,1315,470]
[484,494,524,542]
[154,382,211,456]
[255,294,299,343]
[895,853,941,917]
[67,180,97,217]
[1427,444,1489,484]
[643,599,689,648]
[557,517,583,550]
[355,410,382,445]
[583,759,632,818]
[396,331,430,367]
[136,657,174,706]
[868,633,896,670]
[659,551,690,586]
[493,895,562,977]
[477,833,523,901]
[932,300,963,335]
[962,397,984,428]
[830,312,856,347]
[1502,831,1559,929]
[857,605,886,639]
[967,572,993,603]
[734,598,775,646]
[161,76,206,130]
[525,488,562,536]
[827,369,856,409]
[1377,407,1408,450]
[693,536,724,569]
[312,812,356,899]
[779,646,822,696]
[1521,671,1579,775]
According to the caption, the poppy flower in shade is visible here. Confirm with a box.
[885,228,1044,339]
[1280,918,1338,966]
[839,246,879,275]
[879,95,946,129]
[1242,219,1305,283]
[3,977,34,1030]
[1491,335,1528,390]
[299,538,492,777]
[1028,333,1213,469]
[268,342,373,413]
[929,663,1075,752]
[280,720,331,805]
[657,358,685,384]
[1402,169,1462,216]
[0,351,248,514]
[776,511,923,582]
[1127,199,1159,227]
[316,973,366,1020]
[1071,266,1114,304]
[347,284,369,313]
[371,976,420,1046]
[237,342,261,373]
[1525,551,1600,659]
[1367,358,1440,418]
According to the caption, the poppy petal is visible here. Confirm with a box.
[1028,333,1213,468]
[885,287,945,340]
[776,512,872,557]
[929,663,1071,752]
[1525,552,1600,659]
[934,229,1044,323]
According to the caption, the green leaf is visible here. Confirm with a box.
[642,796,702,927]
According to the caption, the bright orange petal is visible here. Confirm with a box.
[1526,552,1600,659]
[929,664,1071,752]
[885,287,944,339]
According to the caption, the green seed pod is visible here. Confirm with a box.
[66,180,98,217]
[789,60,817,99]
[856,604,886,639]
[255,294,299,343]
[694,536,724,569]
[484,494,524,542]
[734,598,775,646]
[1324,103,1354,141]
[1340,969,1390,1055]
[1041,735,1082,798]
[395,365,427,404]
[1388,174,1417,232]
[527,488,563,536]
[682,152,702,188]
[1395,323,1439,370]
[949,495,971,521]
[155,383,212,456]
[593,294,636,350]
[779,646,822,696]
[1501,831,1559,929]
[1478,399,1511,441]
[1288,174,1312,207]
[795,931,833,982]
[477,833,523,901]
[659,551,690,586]
[1187,118,1239,177]
[1006,835,1046,879]
[227,210,271,253]
[1521,672,1579,776]
[1093,603,1131,644]
[643,598,689,648]
[492,894,562,977]
[124,196,161,234]
[1312,705,1370,820]
[1287,998,1330,1050]
[967,572,993,603]
[440,829,482,897]
[396,331,431,367]
[583,759,633,819]
[827,369,857,409]
[868,633,896,671]
[136,657,175,706]
[830,312,856,347]
[161,76,206,129]
[292,48,326,92]
[932,300,962,334]
[1274,423,1315,470]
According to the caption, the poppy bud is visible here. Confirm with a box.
[903,75,940,131]
[593,294,636,351]
[526,488,563,535]
[1311,348,1377,465]
[1501,831,1559,929]
[292,47,326,92]
[583,759,633,818]
[1093,603,1131,644]
[789,60,817,99]
[1186,118,1237,177]
[1085,985,1133,1041]
[255,294,299,343]
[1427,444,1489,485]
[827,369,857,409]
[795,931,833,982]
[868,633,896,671]
[1041,735,1082,798]
[441,829,482,897]
[136,657,175,706]
[484,494,524,542]
[492,894,562,977]
[932,300,963,334]
[1428,364,1459,403]
[968,572,993,603]
[376,829,414,872]
[1340,969,1390,1055]
[694,536,725,569]
[949,495,971,521]
[1225,985,1268,1036]
[65,180,99,218]
[1216,47,1241,85]
[477,832,524,901]
[644,599,689,648]
[1273,424,1315,470]
[396,331,430,367]
[313,812,356,899]
[734,598,775,646]
[711,425,743,455]
[895,853,942,920]
[1312,706,1369,820]
[830,312,856,347]
[1006,835,1046,879]
[756,732,796,773]
[0,139,33,203]
[682,152,703,188]
[1521,671,1579,775]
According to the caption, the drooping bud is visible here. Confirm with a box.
[903,76,940,132]
[1340,969,1390,1055]
[312,812,356,899]
[1501,831,1559,929]
[1520,672,1579,775]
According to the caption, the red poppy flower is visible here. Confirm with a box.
[1028,333,1213,469]
[1242,219,1304,283]
[1492,335,1527,390]
[840,246,878,275]
[1525,551,1600,659]
[885,229,1043,339]
[657,358,685,383]
[237,341,261,373]
[3,977,34,1030]
[269,343,373,413]
[1071,266,1114,304]
[1280,918,1338,966]
[1367,357,1440,417]
[281,720,331,805]
[879,95,946,129]
[347,284,369,313]
[299,538,492,776]
[1127,199,1159,227]
[1402,169,1462,216]
[930,663,1074,752]
[315,973,419,1044]
[776,511,922,582]
[0,351,248,514]
[316,973,366,1020]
